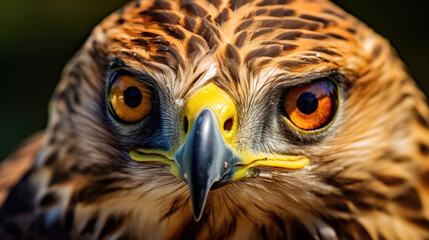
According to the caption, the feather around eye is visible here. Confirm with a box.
[284,79,338,131]
[108,73,153,123]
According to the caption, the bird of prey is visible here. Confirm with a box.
[1,0,428,239]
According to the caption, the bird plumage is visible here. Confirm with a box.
[1,0,429,239]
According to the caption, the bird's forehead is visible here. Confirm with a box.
[95,0,370,84]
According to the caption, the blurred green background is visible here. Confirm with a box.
[0,0,428,161]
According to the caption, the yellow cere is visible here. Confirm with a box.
[182,83,238,145]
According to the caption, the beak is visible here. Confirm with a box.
[174,108,240,220]
[129,83,310,221]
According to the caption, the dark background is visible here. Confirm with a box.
[0,0,428,161]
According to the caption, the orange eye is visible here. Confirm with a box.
[108,73,153,123]
[284,79,338,131]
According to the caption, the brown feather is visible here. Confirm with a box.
[0,132,45,205]
[1,0,429,239]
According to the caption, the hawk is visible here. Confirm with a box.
[1,0,429,239]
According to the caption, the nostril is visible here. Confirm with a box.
[183,117,189,134]
[224,118,233,132]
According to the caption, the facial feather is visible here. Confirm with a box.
[0,0,428,239]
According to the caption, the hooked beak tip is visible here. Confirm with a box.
[188,180,211,222]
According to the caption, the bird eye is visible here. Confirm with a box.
[284,79,338,131]
[108,73,153,123]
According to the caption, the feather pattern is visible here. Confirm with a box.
[1,0,428,239]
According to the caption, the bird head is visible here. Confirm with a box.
[37,0,429,238]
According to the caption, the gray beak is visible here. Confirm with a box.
[174,109,241,221]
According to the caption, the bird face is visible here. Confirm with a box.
[30,0,429,238]
[92,0,352,220]
[120,76,313,219]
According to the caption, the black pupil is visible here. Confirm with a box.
[297,92,318,114]
[124,86,143,108]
